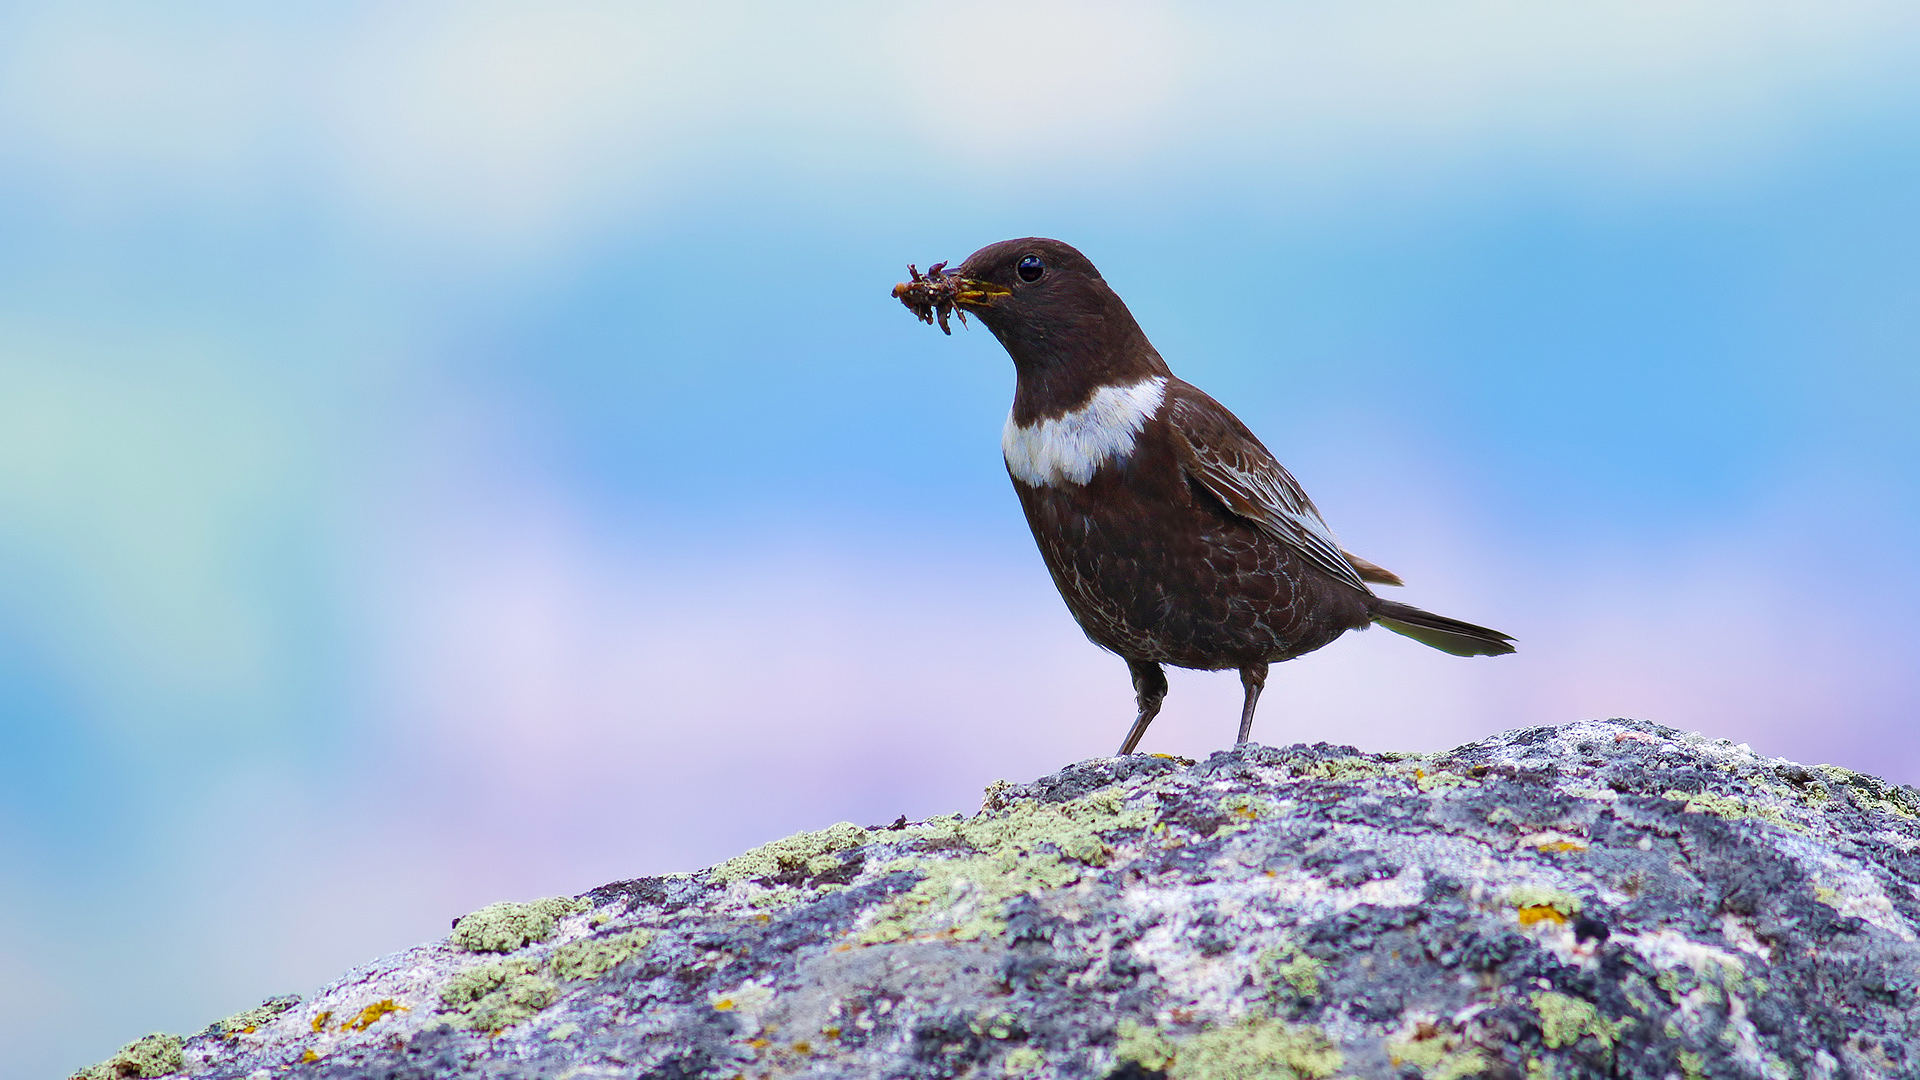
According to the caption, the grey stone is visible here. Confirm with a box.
[114,719,1920,1079]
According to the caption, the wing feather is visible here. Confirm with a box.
[1168,385,1372,593]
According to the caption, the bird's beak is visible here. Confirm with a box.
[893,261,1011,334]
[951,278,1010,309]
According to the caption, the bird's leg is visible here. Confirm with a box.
[1117,659,1168,755]
[1236,662,1269,745]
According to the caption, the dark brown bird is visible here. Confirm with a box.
[895,238,1514,755]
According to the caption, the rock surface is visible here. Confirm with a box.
[90,718,1920,1079]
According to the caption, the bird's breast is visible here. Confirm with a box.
[1001,375,1168,488]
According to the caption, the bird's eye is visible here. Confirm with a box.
[1017,254,1045,282]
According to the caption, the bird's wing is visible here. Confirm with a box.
[1167,383,1372,593]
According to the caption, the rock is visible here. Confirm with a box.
[87,719,1920,1079]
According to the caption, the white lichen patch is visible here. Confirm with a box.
[710,979,777,1033]
[1622,929,1749,981]
[1252,857,1428,914]
[1805,870,1918,941]
[1717,913,1773,962]
[1515,830,1588,854]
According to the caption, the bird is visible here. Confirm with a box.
[893,237,1514,756]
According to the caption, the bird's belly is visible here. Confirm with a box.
[1012,474,1366,669]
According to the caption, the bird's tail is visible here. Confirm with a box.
[1369,599,1515,657]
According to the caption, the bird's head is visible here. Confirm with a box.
[894,238,1164,388]
[947,237,1108,338]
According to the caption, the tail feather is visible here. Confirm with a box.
[1370,599,1515,657]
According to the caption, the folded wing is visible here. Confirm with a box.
[1168,382,1390,593]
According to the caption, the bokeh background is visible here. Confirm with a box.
[5,2,1919,1073]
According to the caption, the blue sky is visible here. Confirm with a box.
[4,3,1920,1074]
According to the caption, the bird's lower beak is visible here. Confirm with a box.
[952,278,1010,308]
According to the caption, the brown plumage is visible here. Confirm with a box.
[896,237,1514,754]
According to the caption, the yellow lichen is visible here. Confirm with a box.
[1518,906,1568,928]
[343,999,408,1032]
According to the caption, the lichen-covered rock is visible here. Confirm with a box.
[73,1033,186,1080]
[90,719,1920,1079]
[448,896,588,953]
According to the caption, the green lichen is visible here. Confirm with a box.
[450,896,588,953]
[1172,1019,1343,1079]
[204,994,300,1036]
[1058,831,1115,866]
[1507,885,1582,917]
[857,787,1151,943]
[1387,1034,1490,1080]
[549,929,653,981]
[1214,793,1275,836]
[858,846,1080,943]
[1004,1045,1047,1074]
[1663,789,1807,834]
[1257,944,1323,1000]
[970,1010,1022,1040]
[1817,765,1920,818]
[70,1034,185,1080]
[1678,1050,1707,1080]
[442,959,557,1032]
[1531,991,1627,1050]
[1115,1019,1179,1072]
[747,886,804,910]
[713,821,871,884]
[1291,756,1394,783]
[1414,768,1472,793]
